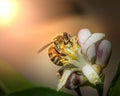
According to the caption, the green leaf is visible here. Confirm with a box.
[107,62,120,96]
[0,62,34,94]
[8,87,74,96]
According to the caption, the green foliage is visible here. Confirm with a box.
[8,87,74,96]
[107,62,120,96]
[0,62,34,94]
[0,90,6,96]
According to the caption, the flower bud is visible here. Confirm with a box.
[96,40,112,68]
[87,44,96,63]
[65,72,86,90]
[65,73,77,90]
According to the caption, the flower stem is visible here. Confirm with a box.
[74,87,82,96]
[96,84,104,96]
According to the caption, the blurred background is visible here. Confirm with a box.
[0,0,120,96]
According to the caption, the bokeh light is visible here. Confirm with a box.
[0,0,20,26]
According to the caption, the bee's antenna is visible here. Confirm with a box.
[37,41,55,53]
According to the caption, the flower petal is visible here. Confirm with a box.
[57,68,81,91]
[82,64,101,85]
[87,44,96,63]
[78,28,91,47]
[96,40,112,68]
[83,33,105,54]
[57,70,72,91]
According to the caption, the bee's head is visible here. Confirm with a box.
[63,32,71,44]
[53,32,71,49]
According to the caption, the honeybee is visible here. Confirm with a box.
[38,32,80,66]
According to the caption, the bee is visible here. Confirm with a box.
[38,32,80,66]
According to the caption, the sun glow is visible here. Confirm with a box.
[0,0,20,26]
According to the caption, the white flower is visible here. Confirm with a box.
[57,28,112,91]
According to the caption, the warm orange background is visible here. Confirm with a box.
[0,0,119,96]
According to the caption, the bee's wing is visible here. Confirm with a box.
[37,41,55,53]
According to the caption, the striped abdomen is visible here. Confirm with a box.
[48,46,68,66]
